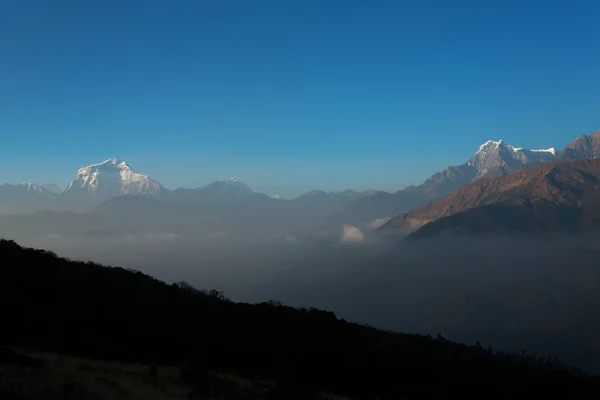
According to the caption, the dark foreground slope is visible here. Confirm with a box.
[1,240,599,399]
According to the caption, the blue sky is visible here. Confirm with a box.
[0,0,598,197]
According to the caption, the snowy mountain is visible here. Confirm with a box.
[18,183,49,193]
[336,140,558,225]
[0,132,594,220]
[467,140,557,180]
[64,158,164,200]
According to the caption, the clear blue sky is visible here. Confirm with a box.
[0,0,598,197]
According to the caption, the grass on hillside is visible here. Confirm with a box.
[0,347,351,400]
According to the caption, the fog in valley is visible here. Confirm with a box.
[15,217,600,374]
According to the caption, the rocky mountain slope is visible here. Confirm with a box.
[335,140,558,225]
[380,159,600,238]
[559,130,600,161]
[37,183,62,194]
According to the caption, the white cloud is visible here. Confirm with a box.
[284,235,299,243]
[340,225,365,244]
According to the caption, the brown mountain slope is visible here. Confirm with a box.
[331,140,558,225]
[380,159,600,236]
[559,130,600,161]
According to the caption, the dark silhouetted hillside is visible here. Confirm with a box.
[1,239,599,398]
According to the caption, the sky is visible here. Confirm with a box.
[0,0,599,197]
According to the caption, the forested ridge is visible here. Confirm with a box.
[1,239,599,399]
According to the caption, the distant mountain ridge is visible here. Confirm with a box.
[380,159,600,239]
[0,130,596,220]
[159,177,272,206]
[0,183,60,214]
[335,139,559,225]
[296,189,380,199]
[37,183,62,194]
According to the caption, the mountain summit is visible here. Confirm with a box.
[382,159,600,237]
[559,130,600,161]
[420,139,557,197]
[337,139,557,225]
[64,158,164,199]
[467,140,557,179]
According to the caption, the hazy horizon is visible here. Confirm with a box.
[0,131,596,199]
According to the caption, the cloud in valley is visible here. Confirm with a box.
[340,225,365,243]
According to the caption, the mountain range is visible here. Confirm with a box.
[333,140,562,226]
[336,131,600,227]
[374,130,600,239]
[0,158,380,215]
[381,158,600,239]
[0,130,599,239]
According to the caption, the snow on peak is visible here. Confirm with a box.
[272,195,282,200]
[476,140,557,157]
[225,177,238,182]
[477,140,505,153]
[468,138,558,179]
[19,182,45,193]
[530,148,557,155]
[65,158,163,197]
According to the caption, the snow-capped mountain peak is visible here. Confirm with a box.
[468,140,557,179]
[474,140,557,158]
[65,158,164,198]
[19,182,47,193]
[476,140,505,153]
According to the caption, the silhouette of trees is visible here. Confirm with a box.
[0,239,598,399]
